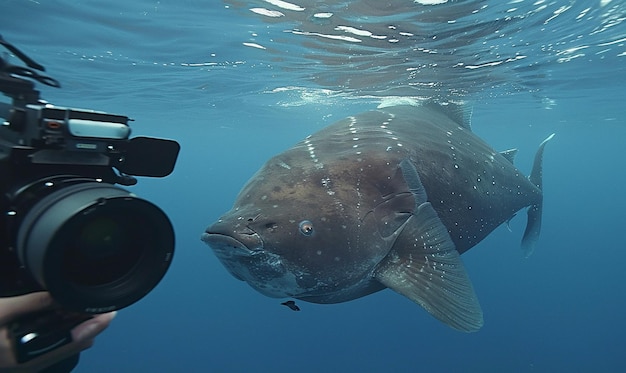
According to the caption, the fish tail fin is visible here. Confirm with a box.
[521,133,555,257]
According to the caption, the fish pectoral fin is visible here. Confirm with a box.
[374,202,483,332]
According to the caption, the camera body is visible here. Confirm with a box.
[0,37,180,314]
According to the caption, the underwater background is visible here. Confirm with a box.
[2,0,626,372]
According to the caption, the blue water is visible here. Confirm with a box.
[2,0,626,372]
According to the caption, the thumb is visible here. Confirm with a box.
[72,311,117,342]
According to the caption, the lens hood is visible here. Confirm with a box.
[16,182,174,313]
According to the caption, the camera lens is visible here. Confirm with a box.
[17,182,174,313]
[62,209,145,287]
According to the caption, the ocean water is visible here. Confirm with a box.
[1,0,625,372]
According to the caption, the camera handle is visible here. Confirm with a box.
[8,309,92,372]
[0,34,60,88]
[1,34,60,107]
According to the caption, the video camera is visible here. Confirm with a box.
[0,35,179,342]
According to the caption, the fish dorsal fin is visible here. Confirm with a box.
[499,148,518,165]
[374,202,484,332]
[376,160,482,332]
[422,101,473,131]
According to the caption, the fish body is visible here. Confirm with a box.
[202,104,553,332]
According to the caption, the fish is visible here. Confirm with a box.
[201,103,554,332]
[281,300,301,311]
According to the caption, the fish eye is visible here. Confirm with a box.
[298,220,314,236]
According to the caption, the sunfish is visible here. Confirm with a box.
[202,103,553,332]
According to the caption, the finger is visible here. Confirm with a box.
[0,293,52,325]
[71,311,117,342]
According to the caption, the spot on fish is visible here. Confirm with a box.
[278,161,291,169]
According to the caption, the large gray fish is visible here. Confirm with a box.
[202,103,553,332]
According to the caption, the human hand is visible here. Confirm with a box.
[0,292,115,373]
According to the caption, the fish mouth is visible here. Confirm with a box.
[201,215,265,255]
[200,231,263,257]
[200,232,254,256]
[201,218,266,282]
[201,232,263,282]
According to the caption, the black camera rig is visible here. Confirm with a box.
[0,35,182,369]
[0,34,180,314]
